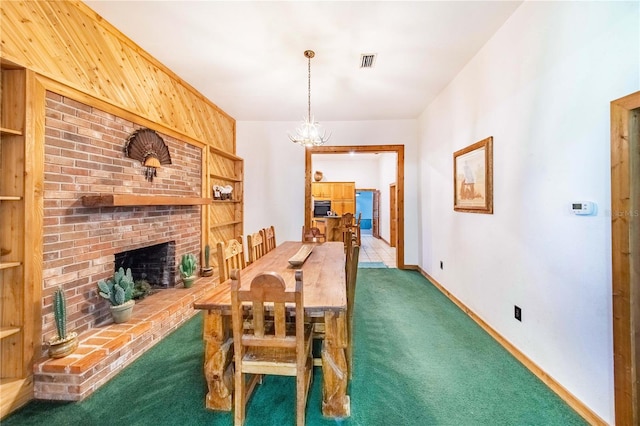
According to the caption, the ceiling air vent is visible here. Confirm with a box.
[360,53,376,69]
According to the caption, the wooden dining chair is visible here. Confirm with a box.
[339,213,354,249]
[354,212,362,247]
[246,230,267,265]
[230,269,313,426]
[301,225,326,243]
[263,225,277,253]
[346,244,360,379]
[216,237,246,282]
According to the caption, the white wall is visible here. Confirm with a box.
[417,1,639,423]
[377,153,397,243]
[237,120,419,265]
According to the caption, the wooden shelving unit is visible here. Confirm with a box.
[1,64,36,419]
[205,146,243,274]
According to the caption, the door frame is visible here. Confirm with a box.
[389,183,397,248]
[305,145,405,269]
[611,91,640,425]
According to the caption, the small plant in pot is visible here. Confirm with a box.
[48,286,79,358]
[201,245,214,277]
[97,267,135,323]
[180,253,198,288]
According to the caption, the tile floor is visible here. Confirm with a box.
[359,229,396,268]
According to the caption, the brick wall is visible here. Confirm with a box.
[42,91,202,350]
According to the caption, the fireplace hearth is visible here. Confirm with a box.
[115,241,176,288]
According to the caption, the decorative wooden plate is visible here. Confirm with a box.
[288,244,314,267]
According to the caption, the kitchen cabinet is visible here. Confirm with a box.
[312,182,355,216]
[312,182,332,199]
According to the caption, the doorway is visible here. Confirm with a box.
[355,189,376,237]
[610,91,640,425]
[304,145,405,269]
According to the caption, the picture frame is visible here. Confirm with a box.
[453,136,493,214]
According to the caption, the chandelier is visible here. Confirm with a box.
[288,50,331,147]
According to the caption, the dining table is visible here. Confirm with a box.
[193,240,350,418]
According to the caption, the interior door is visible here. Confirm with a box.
[389,183,397,248]
[372,190,380,238]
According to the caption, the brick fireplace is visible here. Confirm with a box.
[41,91,203,352]
[115,241,176,288]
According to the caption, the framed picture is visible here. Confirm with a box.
[453,136,493,214]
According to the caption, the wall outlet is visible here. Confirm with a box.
[514,305,522,321]
[440,261,443,270]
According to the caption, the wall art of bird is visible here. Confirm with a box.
[124,128,172,182]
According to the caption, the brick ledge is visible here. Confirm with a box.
[34,277,217,401]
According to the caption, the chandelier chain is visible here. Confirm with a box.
[288,49,331,147]
[307,54,311,121]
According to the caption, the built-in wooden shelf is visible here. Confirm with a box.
[211,199,241,204]
[0,262,21,270]
[210,220,242,229]
[0,326,21,340]
[0,126,22,136]
[210,173,242,182]
[0,196,22,201]
[81,194,212,207]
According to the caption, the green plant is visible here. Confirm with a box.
[204,245,211,269]
[133,279,153,300]
[53,286,67,340]
[98,267,135,306]
[179,253,197,278]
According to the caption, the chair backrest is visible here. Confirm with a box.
[216,237,246,282]
[230,269,305,352]
[263,225,277,253]
[354,212,362,246]
[346,244,360,378]
[340,213,354,228]
[346,244,360,317]
[301,226,326,243]
[247,230,267,265]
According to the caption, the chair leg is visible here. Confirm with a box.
[296,368,307,426]
[234,370,245,426]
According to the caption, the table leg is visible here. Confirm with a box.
[321,310,350,417]
[203,310,233,411]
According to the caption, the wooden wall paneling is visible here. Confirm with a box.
[0,1,235,153]
[611,91,640,426]
[24,73,45,377]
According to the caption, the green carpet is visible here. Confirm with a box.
[4,269,587,425]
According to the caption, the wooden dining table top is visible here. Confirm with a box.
[193,241,347,315]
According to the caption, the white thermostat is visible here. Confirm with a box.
[571,201,596,216]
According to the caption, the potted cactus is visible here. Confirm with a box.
[48,286,78,358]
[97,267,135,323]
[201,245,213,277]
[179,253,197,288]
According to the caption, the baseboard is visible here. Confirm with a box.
[418,268,607,426]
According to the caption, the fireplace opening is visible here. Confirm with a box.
[115,241,176,288]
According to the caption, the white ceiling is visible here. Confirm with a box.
[83,1,522,122]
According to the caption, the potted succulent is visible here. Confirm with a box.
[98,267,135,323]
[180,253,197,288]
[48,286,78,358]
[201,245,213,277]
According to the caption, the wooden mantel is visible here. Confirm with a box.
[81,194,212,207]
